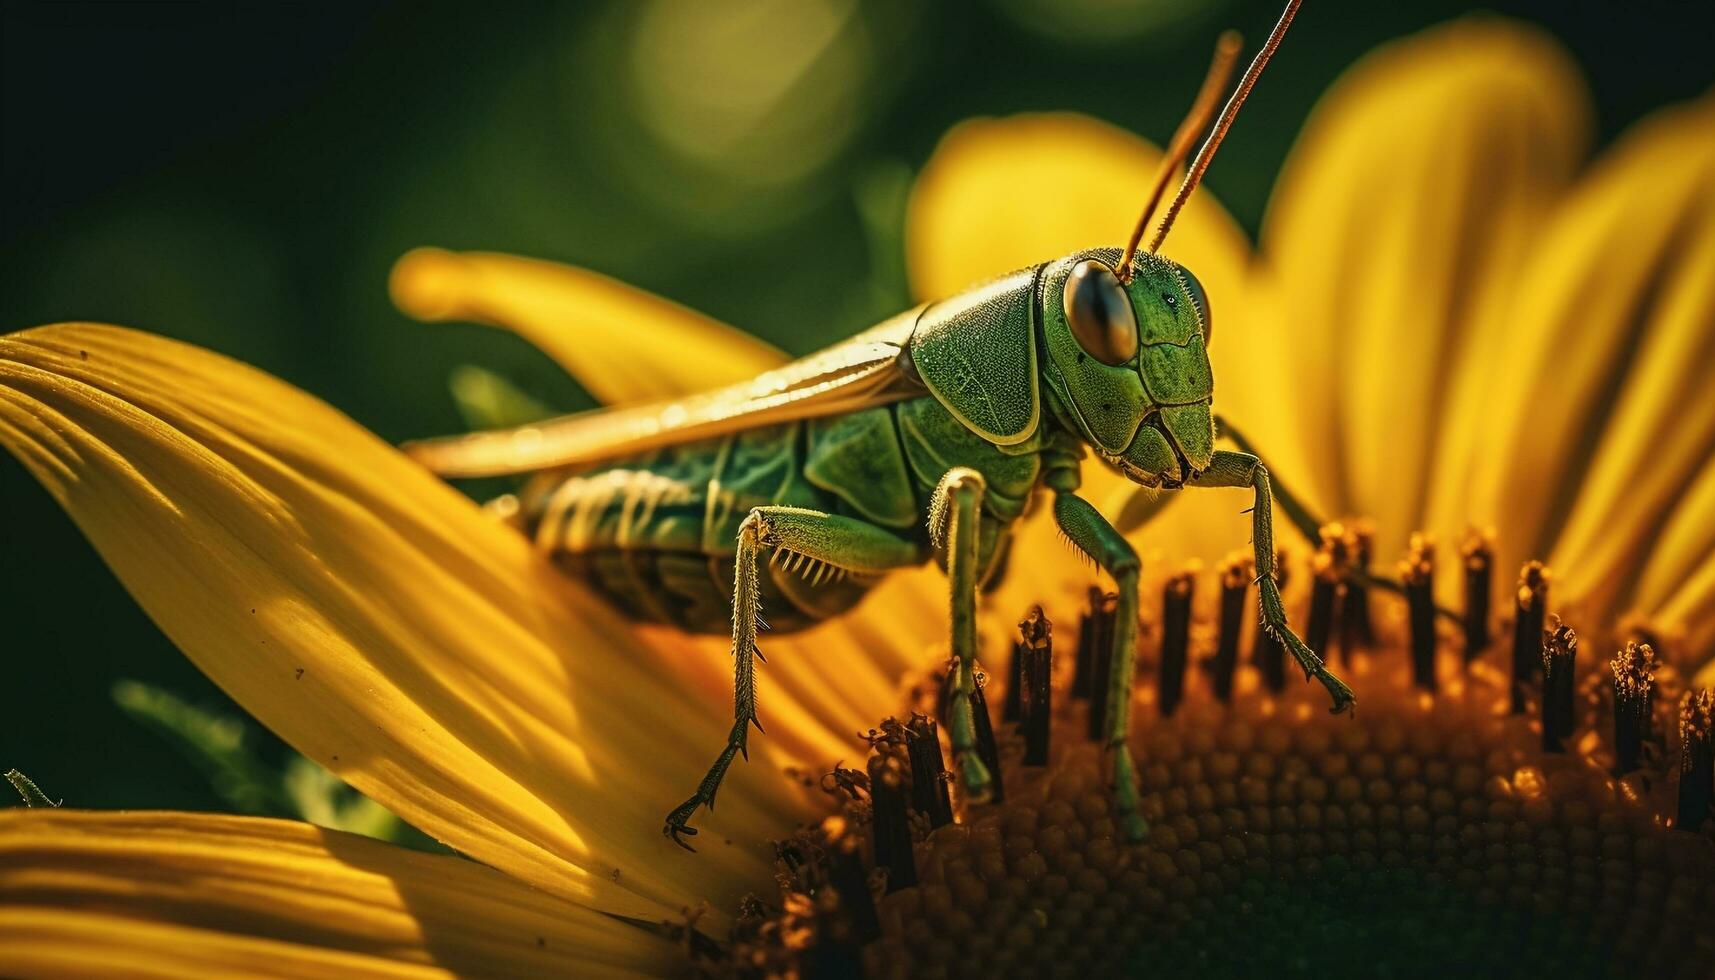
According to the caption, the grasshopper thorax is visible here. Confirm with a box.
[1039,247,1215,487]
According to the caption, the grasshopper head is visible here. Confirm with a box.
[1039,248,1214,487]
[1032,0,1294,485]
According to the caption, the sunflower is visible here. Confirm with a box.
[2,16,1711,979]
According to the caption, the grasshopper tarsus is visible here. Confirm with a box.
[663,801,703,852]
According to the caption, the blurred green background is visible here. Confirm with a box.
[2,0,1710,818]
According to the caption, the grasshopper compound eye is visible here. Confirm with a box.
[1177,267,1212,343]
[1063,259,1139,366]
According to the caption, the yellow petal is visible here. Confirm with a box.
[1470,95,1715,591]
[1259,17,1590,560]
[1468,95,1715,590]
[0,324,815,926]
[0,809,674,979]
[1657,558,1715,682]
[1695,655,1715,692]
[390,248,787,405]
[1634,448,1715,662]
[905,112,1249,307]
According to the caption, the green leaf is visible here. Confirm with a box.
[449,364,555,431]
[112,679,291,816]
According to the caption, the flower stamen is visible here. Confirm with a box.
[1251,548,1290,693]
[1018,610,1053,767]
[1307,523,1351,665]
[1340,520,1377,654]
[1511,561,1552,714]
[1400,533,1437,693]
[1157,567,1196,718]
[1540,616,1578,753]
[1084,592,1119,743]
[1611,641,1658,777]
[1070,587,1099,701]
[1212,554,1253,704]
[905,715,955,830]
[867,754,918,893]
[1460,528,1495,663]
[1678,690,1714,834]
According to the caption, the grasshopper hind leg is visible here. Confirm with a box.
[662,514,766,851]
[663,507,922,850]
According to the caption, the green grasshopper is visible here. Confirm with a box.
[406,0,1349,849]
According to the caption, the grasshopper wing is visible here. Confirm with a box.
[403,310,926,477]
[392,249,789,404]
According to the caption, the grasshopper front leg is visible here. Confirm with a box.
[1212,415,1324,546]
[1213,415,1460,626]
[1188,450,1356,713]
[664,506,922,849]
[1052,491,1147,841]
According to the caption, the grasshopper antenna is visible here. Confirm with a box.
[1117,30,1242,282]
[1148,0,1300,255]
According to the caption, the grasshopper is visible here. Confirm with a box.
[406,0,1350,848]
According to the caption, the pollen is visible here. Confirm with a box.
[699,543,1715,979]
[1610,641,1658,777]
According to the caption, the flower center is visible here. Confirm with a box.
[690,526,1715,977]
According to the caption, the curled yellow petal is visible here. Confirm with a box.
[905,112,1249,307]
[390,248,787,405]
[0,324,811,926]
[0,809,675,979]
[1260,16,1590,557]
